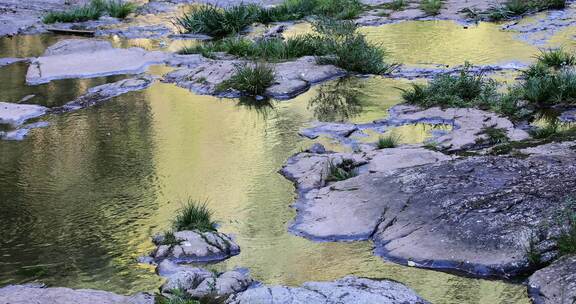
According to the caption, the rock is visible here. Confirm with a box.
[528,255,576,304]
[0,284,154,304]
[0,102,48,126]
[0,122,50,141]
[158,260,253,300]
[281,147,452,241]
[265,57,346,100]
[0,57,28,68]
[52,75,155,113]
[559,109,576,122]
[96,25,173,39]
[163,57,344,99]
[521,141,576,161]
[26,39,170,84]
[299,122,358,139]
[151,230,240,263]
[226,276,429,304]
[307,143,327,154]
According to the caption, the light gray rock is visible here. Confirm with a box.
[0,57,28,67]
[299,122,358,139]
[163,59,240,96]
[528,255,576,304]
[0,121,50,141]
[0,101,48,126]
[158,260,253,300]
[151,230,240,263]
[53,75,155,113]
[0,284,154,304]
[26,39,170,84]
[226,276,429,304]
[521,141,576,161]
[560,109,576,122]
[96,24,173,39]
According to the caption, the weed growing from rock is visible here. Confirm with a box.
[536,48,576,69]
[420,0,443,15]
[485,0,566,21]
[380,0,408,11]
[217,63,275,96]
[326,159,358,181]
[172,199,217,232]
[557,199,576,256]
[477,126,509,145]
[377,134,401,149]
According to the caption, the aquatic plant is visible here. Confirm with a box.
[172,199,217,232]
[420,0,442,15]
[326,159,357,181]
[217,63,275,96]
[377,134,400,149]
[536,48,576,69]
[43,0,135,23]
[399,63,499,108]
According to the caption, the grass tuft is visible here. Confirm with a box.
[43,0,135,24]
[535,48,576,69]
[486,0,566,21]
[172,199,217,232]
[377,134,400,149]
[476,126,509,145]
[381,0,408,11]
[420,0,442,15]
[217,63,275,96]
[326,159,357,181]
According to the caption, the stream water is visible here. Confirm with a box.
[1,14,574,303]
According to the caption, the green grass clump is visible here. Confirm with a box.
[172,199,217,232]
[486,0,566,21]
[217,63,275,96]
[377,134,401,149]
[160,231,181,246]
[43,0,135,24]
[420,0,442,15]
[557,202,576,256]
[381,0,408,11]
[326,159,357,181]
[536,48,576,69]
[399,63,499,108]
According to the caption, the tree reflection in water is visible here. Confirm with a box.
[308,77,365,122]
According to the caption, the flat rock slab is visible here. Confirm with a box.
[151,230,240,263]
[226,276,429,304]
[0,57,28,68]
[0,284,154,304]
[283,148,576,278]
[528,255,576,304]
[281,147,452,241]
[26,39,170,84]
[158,260,253,299]
[0,101,48,126]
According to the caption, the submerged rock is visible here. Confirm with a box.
[0,283,154,304]
[528,255,576,304]
[53,75,155,113]
[26,39,170,84]
[226,276,429,304]
[0,102,48,126]
[151,230,240,263]
[158,260,254,300]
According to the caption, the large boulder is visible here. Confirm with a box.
[0,284,154,304]
[157,260,254,300]
[528,255,576,304]
[151,230,240,263]
[26,39,169,84]
[226,276,429,304]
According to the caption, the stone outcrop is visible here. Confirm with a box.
[282,141,576,278]
[162,56,344,99]
[528,255,576,304]
[157,260,253,300]
[150,230,240,263]
[0,283,154,304]
[226,276,429,304]
[26,39,170,84]
[300,105,530,151]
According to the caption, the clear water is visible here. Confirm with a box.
[4,16,574,303]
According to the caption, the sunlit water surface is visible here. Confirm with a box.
[4,16,575,303]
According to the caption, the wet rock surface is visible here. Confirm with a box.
[151,230,240,263]
[26,39,170,84]
[283,151,576,278]
[0,57,29,67]
[528,255,576,304]
[226,276,429,304]
[158,260,254,299]
[0,283,154,304]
